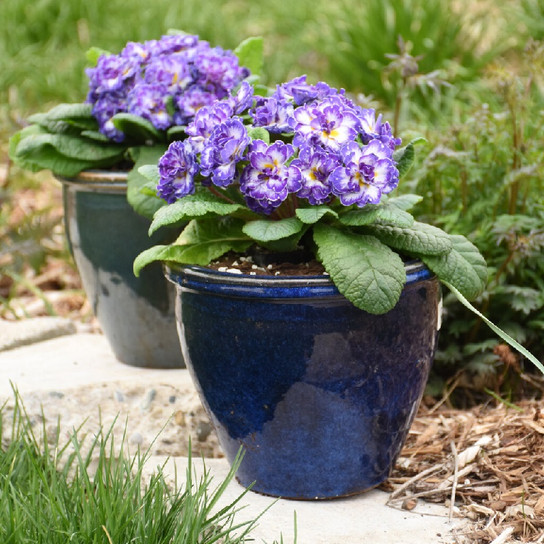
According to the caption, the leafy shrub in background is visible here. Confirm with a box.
[517,0,544,41]
[315,0,506,111]
[407,42,544,398]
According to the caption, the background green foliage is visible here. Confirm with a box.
[1,0,543,397]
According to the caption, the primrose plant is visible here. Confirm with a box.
[134,77,482,310]
[9,32,262,218]
[133,76,542,372]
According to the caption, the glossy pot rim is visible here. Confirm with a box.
[165,260,436,300]
[56,170,128,193]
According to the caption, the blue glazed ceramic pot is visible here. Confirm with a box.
[61,171,184,368]
[166,262,441,499]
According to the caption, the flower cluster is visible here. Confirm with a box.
[157,76,401,211]
[86,34,249,142]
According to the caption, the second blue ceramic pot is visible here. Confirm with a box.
[61,171,184,368]
[166,262,440,499]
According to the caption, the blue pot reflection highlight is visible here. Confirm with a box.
[167,263,440,499]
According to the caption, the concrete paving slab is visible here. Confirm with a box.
[150,455,466,544]
[0,330,467,543]
[0,316,76,352]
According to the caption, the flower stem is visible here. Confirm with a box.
[208,186,236,204]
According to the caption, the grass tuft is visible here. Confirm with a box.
[0,391,279,544]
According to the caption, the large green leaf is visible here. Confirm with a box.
[126,145,169,220]
[247,127,270,143]
[422,235,488,300]
[14,133,124,163]
[233,36,264,77]
[28,103,96,129]
[386,194,423,211]
[366,221,453,256]
[138,164,160,184]
[313,224,406,314]
[25,114,86,137]
[112,113,164,143]
[242,217,304,242]
[135,218,252,275]
[10,131,124,176]
[340,202,414,228]
[295,206,338,224]
[149,191,246,235]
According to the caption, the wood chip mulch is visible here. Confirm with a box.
[382,381,544,544]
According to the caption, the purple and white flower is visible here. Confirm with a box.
[144,53,193,91]
[240,140,301,213]
[292,96,360,151]
[157,140,198,203]
[200,118,250,187]
[85,34,249,140]
[185,101,235,152]
[330,140,399,207]
[359,108,402,150]
[291,145,339,205]
[155,76,402,213]
[127,84,171,130]
[250,96,294,133]
[274,75,339,105]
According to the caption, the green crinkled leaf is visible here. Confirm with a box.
[314,224,406,314]
[79,130,112,142]
[10,132,124,176]
[30,103,96,131]
[386,194,423,211]
[14,132,124,162]
[149,191,245,235]
[295,206,338,224]
[127,145,169,220]
[247,127,270,143]
[138,164,160,184]
[367,221,453,256]
[393,137,425,178]
[26,114,86,137]
[233,36,264,76]
[340,202,414,228]
[422,235,487,300]
[135,218,252,275]
[112,113,164,143]
[242,217,304,242]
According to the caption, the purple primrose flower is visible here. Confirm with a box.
[157,140,198,203]
[200,118,250,187]
[185,101,235,152]
[359,109,402,150]
[85,34,249,140]
[274,75,339,105]
[250,96,294,133]
[240,140,301,213]
[330,140,399,207]
[291,145,340,205]
[127,84,172,130]
[292,96,360,151]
